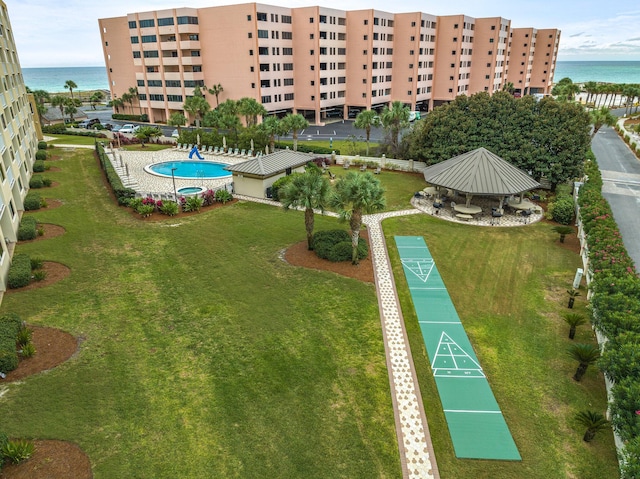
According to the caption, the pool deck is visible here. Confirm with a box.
[103,145,241,195]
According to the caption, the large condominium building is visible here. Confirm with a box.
[99,3,560,125]
[0,1,39,292]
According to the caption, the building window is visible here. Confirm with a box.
[258,29,268,38]
[143,50,159,58]
[259,47,269,55]
[167,95,183,102]
[262,96,272,103]
[130,36,139,44]
[133,51,141,58]
[148,80,162,87]
[284,78,294,86]
[139,19,155,28]
[8,200,15,218]
[282,31,292,40]
[284,93,294,100]
[141,35,157,43]
[283,47,293,55]
[282,15,292,24]
[257,12,267,21]
[247,15,251,21]
[158,17,174,26]
[283,63,293,70]
[190,50,200,57]
[177,16,198,25]
[260,63,270,71]
[166,80,181,87]
[128,20,137,29]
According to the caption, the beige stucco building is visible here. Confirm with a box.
[0,1,39,292]
[99,4,559,125]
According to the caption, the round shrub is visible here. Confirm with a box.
[326,239,369,262]
[33,160,46,172]
[23,192,41,211]
[35,150,47,161]
[551,195,575,225]
[37,141,48,150]
[17,216,37,241]
[42,177,52,187]
[312,229,350,259]
[29,176,44,189]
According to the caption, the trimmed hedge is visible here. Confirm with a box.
[42,123,67,134]
[578,154,640,473]
[23,192,41,211]
[17,216,37,241]
[0,313,21,374]
[275,142,340,155]
[7,253,31,290]
[112,113,148,122]
[550,195,574,225]
[37,141,48,150]
[33,160,46,173]
[95,142,135,205]
[35,150,47,161]
[29,176,43,189]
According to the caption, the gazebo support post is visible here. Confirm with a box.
[465,193,472,207]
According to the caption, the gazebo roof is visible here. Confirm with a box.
[422,147,540,195]
[225,150,314,178]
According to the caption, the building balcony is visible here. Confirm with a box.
[180,40,200,50]
[177,24,199,35]
[162,57,181,66]
[143,57,160,66]
[161,41,178,50]
[182,71,204,81]
[149,100,166,109]
[181,57,202,66]
[164,72,182,81]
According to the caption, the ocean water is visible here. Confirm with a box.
[554,61,640,84]
[22,66,109,93]
[19,62,639,94]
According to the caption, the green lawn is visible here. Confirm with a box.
[383,215,618,479]
[46,134,109,146]
[0,146,618,478]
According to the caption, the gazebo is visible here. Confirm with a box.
[422,147,540,208]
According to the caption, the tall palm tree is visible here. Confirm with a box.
[568,343,600,381]
[583,81,598,105]
[129,86,142,115]
[281,113,309,151]
[380,101,410,156]
[121,92,134,115]
[32,89,50,124]
[279,165,331,250]
[168,112,187,135]
[183,86,211,128]
[50,95,66,122]
[237,97,267,126]
[330,171,386,264]
[64,98,78,122]
[589,106,616,138]
[260,115,281,153]
[89,91,104,110]
[112,98,124,114]
[208,83,224,108]
[64,80,77,101]
[562,313,587,340]
[575,410,609,442]
[354,110,381,156]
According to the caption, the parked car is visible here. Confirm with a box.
[119,124,139,134]
[77,118,100,129]
[111,124,122,132]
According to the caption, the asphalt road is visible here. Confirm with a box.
[591,125,640,269]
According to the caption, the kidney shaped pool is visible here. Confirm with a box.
[145,160,231,179]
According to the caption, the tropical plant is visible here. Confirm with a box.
[552,225,574,243]
[112,98,124,114]
[135,126,163,146]
[64,98,80,123]
[159,201,179,216]
[567,288,580,309]
[502,81,515,94]
[32,89,50,123]
[279,164,331,250]
[168,112,187,135]
[589,106,617,138]
[15,325,32,348]
[598,332,640,384]
[20,341,36,358]
[1,439,35,464]
[260,116,281,153]
[181,196,204,212]
[575,410,609,442]
[214,189,233,204]
[64,79,77,100]
[621,436,640,479]
[567,343,600,381]
[380,101,410,156]
[129,86,141,115]
[562,313,587,340]
[281,113,309,152]
[121,92,134,115]
[208,83,224,107]
[89,90,105,110]
[330,171,385,264]
[183,86,211,128]
[237,97,267,127]
[354,110,381,156]
[50,95,66,121]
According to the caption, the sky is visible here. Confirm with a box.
[7,0,640,67]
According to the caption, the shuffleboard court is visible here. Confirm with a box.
[395,236,521,461]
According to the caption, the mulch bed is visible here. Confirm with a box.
[17,224,65,243]
[0,440,92,479]
[3,262,71,294]
[129,199,239,221]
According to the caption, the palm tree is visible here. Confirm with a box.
[64,98,78,123]
[135,126,163,147]
[502,82,515,94]
[568,343,600,381]
[583,81,598,105]
[64,80,78,101]
[567,288,580,309]
[330,171,386,264]
[168,112,187,135]
[32,89,50,124]
[121,92,134,115]
[50,95,66,122]
[237,97,267,126]
[183,86,211,128]
[129,86,142,115]
[589,106,616,138]
[380,101,410,156]
[89,91,104,110]
[354,110,381,156]
[111,98,124,114]
[563,313,587,340]
[279,165,331,250]
[281,113,309,152]
[260,116,281,153]
[208,83,224,108]
[575,410,609,442]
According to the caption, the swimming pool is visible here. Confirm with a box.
[145,160,231,179]
[177,186,205,196]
